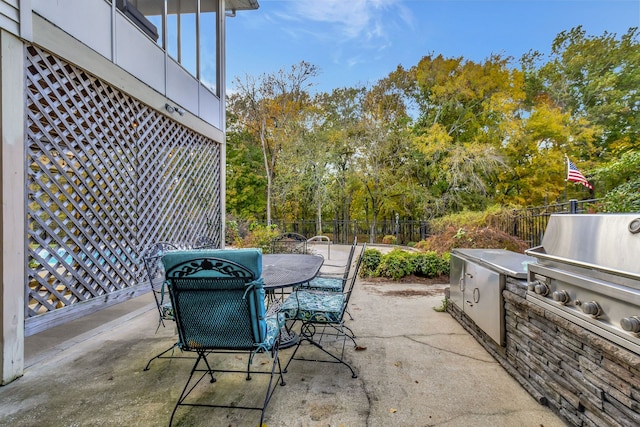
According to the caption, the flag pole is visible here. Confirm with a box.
[563,154,568,203]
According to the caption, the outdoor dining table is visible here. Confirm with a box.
[262,253,324,290]
[261,253,324,347]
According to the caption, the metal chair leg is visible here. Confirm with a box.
[285,322,358,378]
[169,349,286,426]
[143,342,194,371]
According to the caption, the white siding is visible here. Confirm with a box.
[32,0,111,60]
[166,59,199,113]
[114,13,165,93]
[31,13,222,144]
[27,0,223,130]
[0,0,19,36]
[199,84,221,130]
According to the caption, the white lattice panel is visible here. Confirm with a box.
[25,44,221,322]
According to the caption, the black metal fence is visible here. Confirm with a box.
[270,219,430,245]
[505,198,600,247]
[268,198,601,247]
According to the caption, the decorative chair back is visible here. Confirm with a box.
[301,239,358,293]
[192,235,217,249]
[162,249,267,350]
[340,241,358,284]
[271,232,308,254]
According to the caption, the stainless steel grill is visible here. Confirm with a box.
[525,214,640,354]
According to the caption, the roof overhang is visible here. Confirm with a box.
[226,0,259,12]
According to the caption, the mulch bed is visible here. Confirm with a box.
[360,274,449,286]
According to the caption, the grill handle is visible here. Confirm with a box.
[525,246,640,282]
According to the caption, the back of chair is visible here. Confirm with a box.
[162,249,267,351]
[192,235,217,249]
[341,241,358,283]
[342,244,366,310]
[271,232,308,254]
[142,242,178,316]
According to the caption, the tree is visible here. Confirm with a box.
[314,87,366,239]
[225,111,266,219]
[522,26,640,159]
[592,150,640,212]
[228,61,319,224]
[271,105,328,231]
[224,27,639,236]
[355,78,412,242]
[407,54,520,213]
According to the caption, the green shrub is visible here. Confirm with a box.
[236,223,280,253]
[375,249,414,280]
[360,248,450,280]
[600,177,640,212]
[360,248,382,277]
[413,251,450,277]
[441,252,451,273]
[225,220,240,245]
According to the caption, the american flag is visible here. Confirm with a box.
[567,158,593,190]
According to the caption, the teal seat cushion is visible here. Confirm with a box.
[280,290,344,323]
[301,276,343,292]
[263,312,286,350]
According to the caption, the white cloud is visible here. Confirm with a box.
[254,0,416,74]
[267,0,410,43]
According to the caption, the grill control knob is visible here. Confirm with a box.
[621,316,640,333]
[534,282,549,296]
[527,282,536,291]
[552,290,570,304]
[581,301,602,317]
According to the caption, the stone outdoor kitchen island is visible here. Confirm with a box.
[448,214,640,426]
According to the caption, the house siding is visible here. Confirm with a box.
[0,0,19,36]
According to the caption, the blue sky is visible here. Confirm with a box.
[225,0,640,94]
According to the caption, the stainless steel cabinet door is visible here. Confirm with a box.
[462,262,504,345]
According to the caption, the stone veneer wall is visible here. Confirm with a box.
[447,277,640,427]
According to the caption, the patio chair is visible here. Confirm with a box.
[142,242,194,371]
[192,235,217,249]
[162,249,286,427]
[300,238,357,293]
[279,244,366,379]
[270,232,308,254]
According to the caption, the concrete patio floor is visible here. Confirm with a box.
[0,245,568,426]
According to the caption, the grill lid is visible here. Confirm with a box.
[525,214,640,281]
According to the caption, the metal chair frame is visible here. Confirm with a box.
[192,235,217,249]
[304,240,356,288]
[141,242,194,371]
[164,252,285,427]
[270,232,308,254]
[282,244,366,379]
[298,240,358,321]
